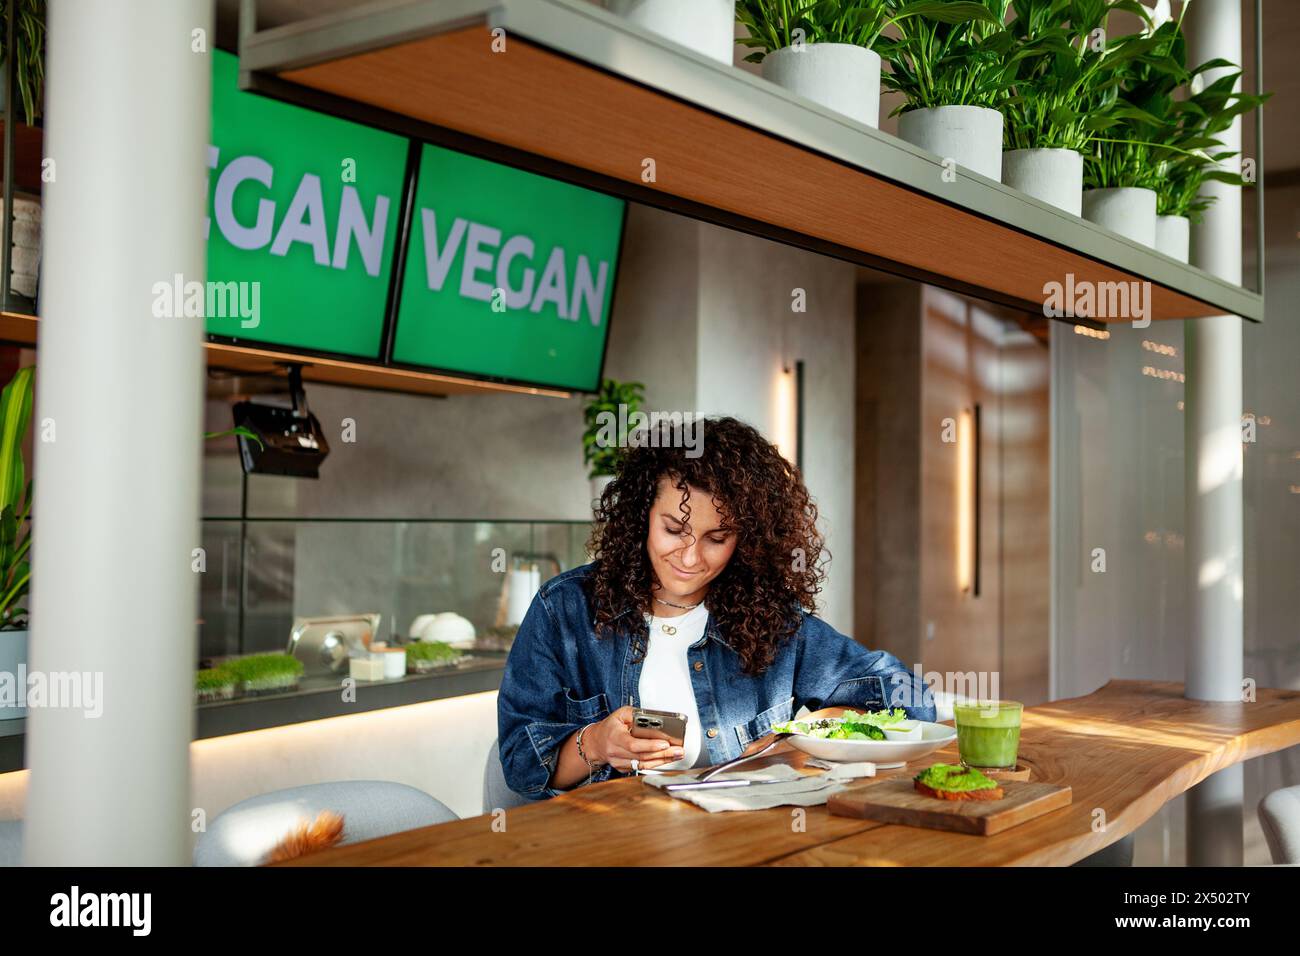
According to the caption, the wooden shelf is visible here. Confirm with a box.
[0,312,570,399]
[201,341,570,398]
[0,310,37,345]
[239,0,1263,324]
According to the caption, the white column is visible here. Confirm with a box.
[23,0,211,865]
[1183,0,1245,866]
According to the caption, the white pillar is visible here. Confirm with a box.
[1183,0,1245,866]
[24,0,211,865]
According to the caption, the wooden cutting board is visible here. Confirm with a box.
[828,777,1073,836]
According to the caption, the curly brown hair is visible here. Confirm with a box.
[585,416,826,675]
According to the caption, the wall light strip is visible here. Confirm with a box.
[957,407,978,595]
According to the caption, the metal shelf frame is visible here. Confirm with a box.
[237,0,1265,324]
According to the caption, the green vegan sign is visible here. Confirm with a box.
[205,50,407,358]
[392,144,625,391]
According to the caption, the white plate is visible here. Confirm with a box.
[785,721,957,769]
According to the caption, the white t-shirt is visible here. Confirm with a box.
[639,603,710,770]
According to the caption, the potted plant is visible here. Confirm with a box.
[606,0,737,66]
[0,366,32,721]
[405,640,462,675]
[878,0,1021,182]
[1081,119,1165,244]
[0,0,46,304]
[1153,66,1267,262]
[1001,0,1148,215]
[195,666,237,704]
[1080,6,1185,245]
[223,653,303,697]
[582,377,645,506]
[0,0,43,127]
[736,0,894,127]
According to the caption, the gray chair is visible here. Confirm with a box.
[0,820,21,866]
[483,739,532,814]
[1259,785,1300,864]
[194,780,457,866]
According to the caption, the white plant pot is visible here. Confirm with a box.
[1155,214,1190,263]
[897,106,1004,182]
[606,0,736,65]
[762,43,881,128]
[9,274,37,299]
[0,629,28,721]
[11,220,39,248]
[1082,187,1158,247]
[12,197,40,223]
[9,245,38,275]
[1003,148,1083,216]
[9,197,40,299]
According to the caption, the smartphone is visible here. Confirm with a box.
[630,707,688,747]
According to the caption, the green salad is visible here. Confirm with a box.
[772,708,909,741]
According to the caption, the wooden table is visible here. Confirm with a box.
[279,680,1300,866]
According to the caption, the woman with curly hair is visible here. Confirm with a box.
[497,416,934,798]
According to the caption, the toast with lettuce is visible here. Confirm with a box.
[772,708,909,741]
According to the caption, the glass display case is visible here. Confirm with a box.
[198,517,592,662]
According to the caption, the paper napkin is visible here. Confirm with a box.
[641,761,875,813]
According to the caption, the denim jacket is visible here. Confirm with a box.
[497,563,936,799]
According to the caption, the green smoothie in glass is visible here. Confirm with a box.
[954,700,1023,770]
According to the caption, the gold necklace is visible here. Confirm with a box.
[654,596,703,610]
[655,602,702,636]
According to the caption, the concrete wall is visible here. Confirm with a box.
[854,281,923,661]
[601,203,701,409]
[206,386,592,523]
[694,225,857,632]
[610,206,860,631]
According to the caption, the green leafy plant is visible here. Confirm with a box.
[877,0,1023,112]
[582,378,645,480]
[195,666,235,690]
[1084,113,1173,190]
[0,366,33,631]
[1083,11,1187,191]
[204,425,263,448]
[195,666,237,702]
[1157,67,1268,219]
[1003,0,1157,152]
[736,0,897,60]
[223,653,303,694]
[405,641,461,667]
[1083,6,1268,215]
[0,0,45,127]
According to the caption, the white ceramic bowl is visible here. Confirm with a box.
[786,721,957,769]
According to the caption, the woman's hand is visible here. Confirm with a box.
[586,706,685,772]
